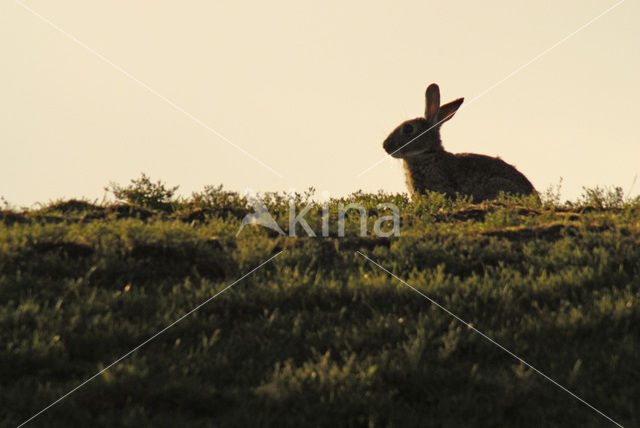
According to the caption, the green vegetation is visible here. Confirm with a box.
[1,176,639,427]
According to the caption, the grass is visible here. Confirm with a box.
[1,177,639,427]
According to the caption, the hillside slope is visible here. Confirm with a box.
[1,186,639,427]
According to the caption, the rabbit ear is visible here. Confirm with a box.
[425,84,440,124]
[437,98,464,124]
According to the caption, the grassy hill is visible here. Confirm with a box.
[2,178,639,427]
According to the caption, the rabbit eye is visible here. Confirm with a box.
[402,124,414,134]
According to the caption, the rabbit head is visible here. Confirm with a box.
[383,83,464,158]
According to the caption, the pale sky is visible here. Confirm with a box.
[2,1,638,206]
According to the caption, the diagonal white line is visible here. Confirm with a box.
[15,0,284,178]
[356,251,624,428]
[356,0,625,178]
[16,251,284,428]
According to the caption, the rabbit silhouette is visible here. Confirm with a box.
[383,83,536,202]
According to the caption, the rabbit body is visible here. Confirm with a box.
[383,83,536,201]
[402,150,535,201]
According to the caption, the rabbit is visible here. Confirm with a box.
[383,83,537,202]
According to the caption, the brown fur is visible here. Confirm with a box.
[383,83,536,202]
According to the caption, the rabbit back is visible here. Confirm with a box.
[404,151,536,201]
